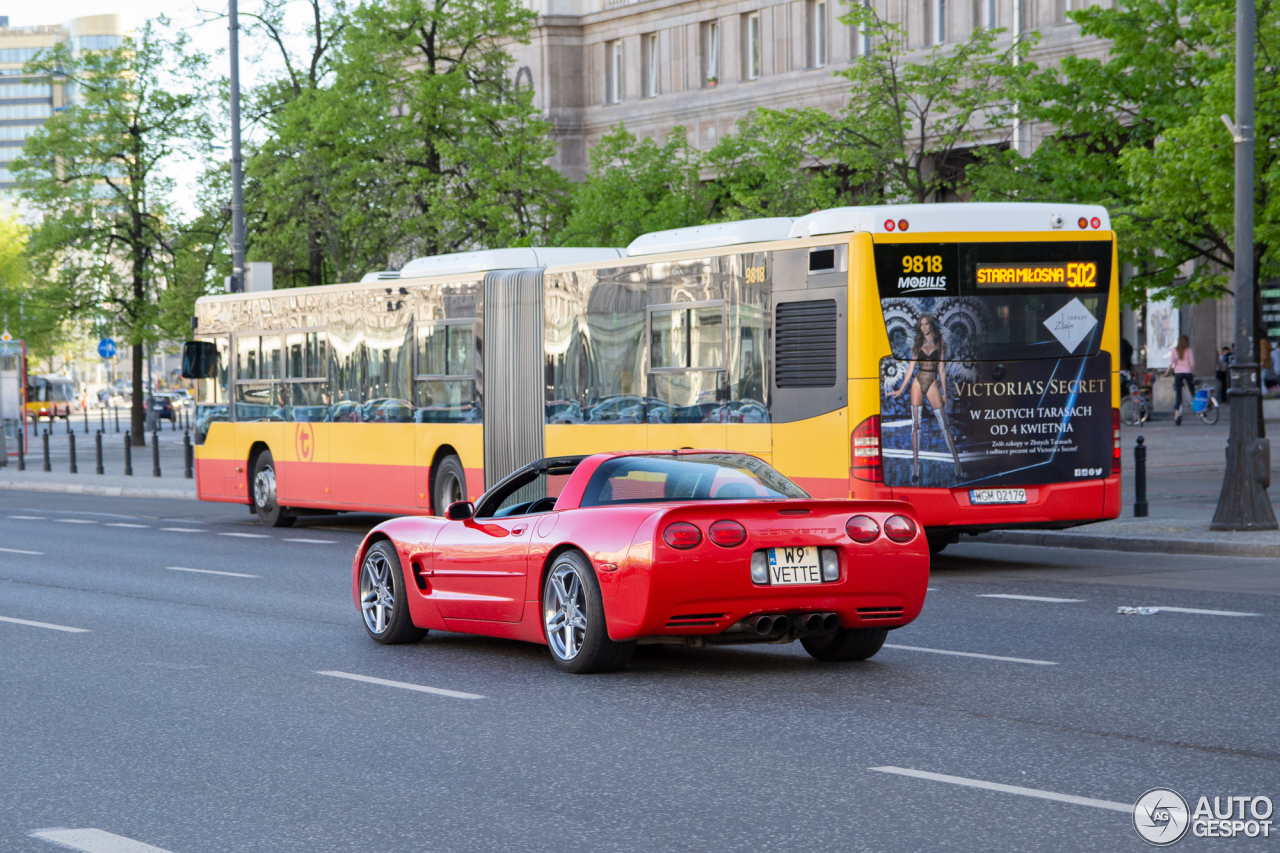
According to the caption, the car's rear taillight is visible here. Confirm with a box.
[846,515,880,543]
[708,520,747,547]
[851,415,883,482]
[663,522,702,549]
[1112,407,1121,471]
[883,515,918,543]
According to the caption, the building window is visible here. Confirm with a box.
[642,33,659,97]
[981,0,996,28]
[743,13,761,80]
[702,21,720,87]
[605,40,622,104]
[807,0,828,68]
[854,0,872,57]
[932,0,947,44]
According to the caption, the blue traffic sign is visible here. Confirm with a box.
[97,338,117,359]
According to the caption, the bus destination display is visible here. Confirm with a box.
[975,261,1098,289]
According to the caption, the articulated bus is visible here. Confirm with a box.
[189,203,1121,548]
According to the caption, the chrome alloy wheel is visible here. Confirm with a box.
[543,562,588,661]
[360,549,396,635]
[253,464,277,509]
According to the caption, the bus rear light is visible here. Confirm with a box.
[883,515,918,543]
[898,219,910,232]
[884,219,896,231]
[846,515,880,543]
[1091,217,1101,229]
[851,415,883,482]
[663,522,702,549]
[1077,217,1088,229]
[708,520,747,547]
[1112,407,1121,471]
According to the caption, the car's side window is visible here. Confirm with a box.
[478,472,551,519]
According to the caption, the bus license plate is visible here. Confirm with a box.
[970,488,1027,505]
[766,547,823,585]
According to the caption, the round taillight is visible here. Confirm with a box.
[708,519,747,547]
[883,514,918,543]
[898,219,909,232]
[1077,216,1089,229]
[1090,216,1101,229]
[663,522,702,549]
[884,219,896,231]
[846,515,880,543]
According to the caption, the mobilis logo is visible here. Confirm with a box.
[898,275,947,291]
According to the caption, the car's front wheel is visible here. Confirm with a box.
[801,626,888,662]
[542,551,634,674]
[359,541,428,645]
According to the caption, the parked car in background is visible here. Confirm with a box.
[145,394,176,423]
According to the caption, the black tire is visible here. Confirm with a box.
[359,541,428,644]
[1197,404,1220,425]
[432,454,467,516]
[801,626,889,662]
[251,450,296,528]
[541,550,635,674]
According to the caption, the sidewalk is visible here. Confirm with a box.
[973,413,1280,558]
[0,426,197,500]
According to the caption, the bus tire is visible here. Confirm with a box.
[801,626,888,662]
[432,454,467,516]
[251,450,295,528]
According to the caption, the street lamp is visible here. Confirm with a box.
[228,0,246,294]
[1212,0,1277,530]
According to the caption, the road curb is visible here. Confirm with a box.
[0,481,197,501]
[972,529,1280,559]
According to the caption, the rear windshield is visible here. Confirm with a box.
[580,453,808,507]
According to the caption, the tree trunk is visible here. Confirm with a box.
[131,342,146,446]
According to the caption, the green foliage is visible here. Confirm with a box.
[705,109,840,219]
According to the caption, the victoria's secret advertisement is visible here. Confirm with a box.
[873,240,1114,489]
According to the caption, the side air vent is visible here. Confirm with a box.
[775,300,838,388]
[856,606,905,620]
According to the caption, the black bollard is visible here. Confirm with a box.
[68,432,77,474]
[183,430,193,479]
[114,406,119,433]
[124,431,132,476]
[95,430,104,475]
[99,407,105,432]
[42,429,50,472]
[16,428,24,471]
[65,414,71,435]
[1134,436,1148,518]
[152,429,161,477]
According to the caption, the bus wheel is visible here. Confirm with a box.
[432,455,467,516]
[251,450,295,528]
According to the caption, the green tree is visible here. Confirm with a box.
[14,21,217,443]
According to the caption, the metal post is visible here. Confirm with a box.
[95,430,104,475]
[114,405,119,432]
[152,429,161,477]
[99,407,105,432]
[65,414,70,434]
[16,427,24,470]
[124,431,132,476]
[228,0,246,294]
[42,428,50,472]
[171,412,176,431]
[1212,0,1277,530]
[68,431,77,474]
[83,406,88,434]
[184,429,193,479]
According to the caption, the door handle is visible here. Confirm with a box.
[512,524,528,536]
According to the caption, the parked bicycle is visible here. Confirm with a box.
[1119,370,1151,426]
[1191,387,1220,425]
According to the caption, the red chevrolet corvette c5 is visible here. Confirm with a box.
[351,450,929,673]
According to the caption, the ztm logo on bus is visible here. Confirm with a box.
[295,423,314,462]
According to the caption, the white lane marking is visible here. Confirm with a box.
[159,528,205,533]
[166,566,258,579]
[868,767,1130,813]
[219,532,268,539]
[31,827,175,852]
[1143,606,1261,617]
[883,643,1058,666]
[105,523,150,528]
[0,615,90,633]
[317,670,484,700]
[54,519,98,524]
[285,538,337,544]
[978,594,1084,603]
[926,587,939,591]
[0,546,44,555]
[8,515,47,519]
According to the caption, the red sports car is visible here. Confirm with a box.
[351,451,929,673]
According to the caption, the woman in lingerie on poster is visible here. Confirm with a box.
[890,313,963,483]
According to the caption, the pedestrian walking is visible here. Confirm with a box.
[1166,334,1195,426]
[1216,345,1234,402]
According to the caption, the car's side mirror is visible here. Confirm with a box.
[445,501,474,521]
[181,341,219,379]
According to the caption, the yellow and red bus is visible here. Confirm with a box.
[188,203,1121,548]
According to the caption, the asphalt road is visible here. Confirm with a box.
[1,490,1276,852]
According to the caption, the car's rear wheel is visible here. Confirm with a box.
[801,626,888,662]
[542,551,634,674]
[359,541,428,645]
[251,450,295,528]
[432,454,466,516]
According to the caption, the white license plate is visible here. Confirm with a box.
[970,488,1028,505]
[766,547,823,585]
